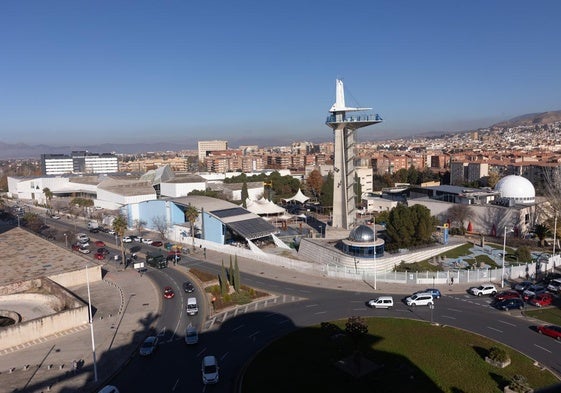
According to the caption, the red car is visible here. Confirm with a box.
[94,252,106,260]
[537,325,561,341]
[494,290,520,302]
[71,243,81,251]
[163,287,175,299]
[94,240,105,247]
[528,293,553,307]
[151,241,163,247]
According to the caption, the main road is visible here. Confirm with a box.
[105,255,561,392]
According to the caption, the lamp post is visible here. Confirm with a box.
[553,213,558,256]
[501,226,508,288]
[64,233,68,248]
[354,257,358,274]
[85,264,98,382]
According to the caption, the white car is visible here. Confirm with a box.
[51,215,61,220]
[141,238,153,245]
[470,284,497,297]
[367,296,394,309]
[202,355,219,384]
[122,236,132,243]
[76,233,90,242]
[139,336,158,356]
[405,292,434,307]
[78,247,90,254]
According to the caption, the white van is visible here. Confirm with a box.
[405,292,434,307]
[186,297,198,316]
[367,296,394,309]
[547,278,561,293]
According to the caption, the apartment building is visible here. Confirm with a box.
[198,140,228,162]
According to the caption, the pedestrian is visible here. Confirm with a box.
[450,277,454,286]
[203,247,207,259]
[72,360,78,374]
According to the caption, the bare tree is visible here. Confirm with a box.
[133,219,147,237]
[446,204,473,230]
[152,215,168,240]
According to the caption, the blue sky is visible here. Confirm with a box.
[1,0,561,148]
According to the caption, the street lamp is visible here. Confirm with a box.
[553,213,558,256]
[64,233,68,248]
[501,226,514,288]
[354,257,358,274]
[85,264,98,382]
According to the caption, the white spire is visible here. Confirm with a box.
[329,79,371,113]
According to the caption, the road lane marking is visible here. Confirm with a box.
[249,331,260,339]
[232,325,245,331]
[534,344,552,353]
[441,315,456,320]
[305,304,319,308]
[172,378,180,391]
[314,311,327,315]
[446,308,462,312]
[221,352,229,360]
[487,326,503,333]
[498,320,516,327]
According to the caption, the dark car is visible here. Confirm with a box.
[421,288,442,299]
[494,298,525,311]
[183,281,195,293]
[494,290,521,302]
[151,241,163,247]
[97,247,110,255]
[514,281,533,292]
[167,253,181,262]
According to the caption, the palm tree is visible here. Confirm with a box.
[533,223,551,247]
[43,187,53,211]
[184,205,199,249]
[112,214,128,265]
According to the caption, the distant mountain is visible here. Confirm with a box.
[491,110,561,128]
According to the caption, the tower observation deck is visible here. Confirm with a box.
[326,79,382,230]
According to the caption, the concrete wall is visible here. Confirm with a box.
[48,264,102,288]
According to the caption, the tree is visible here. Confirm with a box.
[152,215,168,240]
[319,171,334,208]
[133,218,147,237]
[515,246,532,262]
[234,255,241,292]
[42,187,53,209]
[184,204,199,249]
[220,260,229,295]
[446,204,472,230]
[241,182,249,208]
[345,316,368,350]
[112,214,128,264]
[385,204,415,249]
[307,169,323,198]
[533,223,551,247]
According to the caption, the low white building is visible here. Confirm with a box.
[160,174,207,198]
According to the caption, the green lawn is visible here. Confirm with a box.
[525,307,561,326]
[242,318,560,393]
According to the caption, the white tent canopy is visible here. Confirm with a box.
[244,197,286,215]
[282,189,309,204]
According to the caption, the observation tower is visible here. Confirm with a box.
[326,79,382,229]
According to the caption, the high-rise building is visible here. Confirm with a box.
[41,151,118,175]
[198,140,228,162]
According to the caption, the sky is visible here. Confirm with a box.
[1,0,561,148]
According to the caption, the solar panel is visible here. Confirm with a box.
[227,218,276,240]
[212,207,248,218]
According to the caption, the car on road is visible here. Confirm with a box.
[201,355,219,384]
[122,236,132,243]
[183,281,195,293]
[163,287,175,299]
[367,296,394,309]
[94,240,105,247]
[151,241,163,247]
[522,285,547,301]
[528,293,554,307]
[185,326,199,345]
[107,229,116,235]
[536,325,561,341]
[514,280,533,292]
[469,284,497,297]
[139,336,158,356]
[50,215,61,220]
[405,292,434,307]
[416,288,442,299]
[98,386,120,393]
[493,290,521,302]
[94,252,105,260]
[167,253,181,262]
[493,298,525,311]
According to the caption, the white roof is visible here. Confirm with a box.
[282,189,309,204]
[245,198,286,215]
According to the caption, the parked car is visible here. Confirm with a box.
[367,296,394,309]
[522,285,546,301]
[185,326,199,345]
[416,288,442,299]
[151,241,163,247]
[78,247,91,254]
[405,293,434,307]
[494,290,521,302]
[94,252,105,260]
[139,336,159,356]
[71,243,81,251]
[94,240,105,247]
[97,247,110,255]
[122,236,132,243]
[76,233,89,242]
[469,284,497,297]
[547,278,561,294]
[201,355,219,384]
[514,280,533,292]
[163,287,175,299]
[50,215,61,220]
[183,281,195,293]
[536,325,561,341]
[141,238,153,245]
[528,293,554,307]
[493,298,525,311]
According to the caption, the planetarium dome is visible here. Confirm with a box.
[348,224,376,243]
[494,175,535,204]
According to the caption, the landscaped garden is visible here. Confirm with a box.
[242,317,560,393]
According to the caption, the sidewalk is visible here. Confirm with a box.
[0,265,159,393]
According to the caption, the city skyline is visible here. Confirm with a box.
[2,1,561,147]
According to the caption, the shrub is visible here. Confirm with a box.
[508,374,533,393]
[488,346,509,363]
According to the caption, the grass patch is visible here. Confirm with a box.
[188,267,216,282]
[524,307,561,326]
[242,318,559,393]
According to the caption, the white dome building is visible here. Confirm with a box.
[494,175,535,205]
